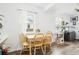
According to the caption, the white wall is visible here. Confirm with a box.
[37,13,57,42]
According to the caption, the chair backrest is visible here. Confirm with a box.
[19,33,28,44]
[44,32,53,43]
[34,33,44,45]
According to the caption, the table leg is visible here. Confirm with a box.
[29,41,32,55]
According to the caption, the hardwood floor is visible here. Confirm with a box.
[7,40,79,55]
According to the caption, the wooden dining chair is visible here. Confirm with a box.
[33,33,44,55]
[43,32,53,54]
[19,33,30,55]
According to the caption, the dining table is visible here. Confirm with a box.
[24,32,53,55]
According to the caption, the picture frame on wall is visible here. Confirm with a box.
[70,16,78,25]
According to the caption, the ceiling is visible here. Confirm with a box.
[26,3,79,15]
[27,3,50,9]
[26,3,56,12]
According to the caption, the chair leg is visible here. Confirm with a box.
[20,50,23,55]
[41,46,45,55]
[45,46,47,54]
[44,45,47,54]
[34,47,36,55]
[29,47,32,55]
[49,44,52,52]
